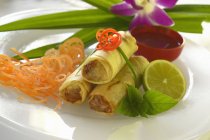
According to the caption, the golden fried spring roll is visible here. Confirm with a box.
[81,31,138,84]
[59,68,94,104]
[88,56,149,113]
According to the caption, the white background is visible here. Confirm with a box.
[0,0,210,140]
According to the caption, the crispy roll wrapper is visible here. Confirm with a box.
[81,31,138,84]
[59,68,94,104]
[88,56,149,113]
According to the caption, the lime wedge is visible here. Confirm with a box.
[143,60,186,100]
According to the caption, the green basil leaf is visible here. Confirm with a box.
[0,9,129,32]
[143,90,178,115]
[116,85,143,117]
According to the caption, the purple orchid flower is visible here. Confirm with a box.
[111,0,178,30]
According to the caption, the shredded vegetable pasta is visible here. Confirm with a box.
[0,37,85,109]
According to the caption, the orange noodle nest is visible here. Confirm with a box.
[0,37,85,109]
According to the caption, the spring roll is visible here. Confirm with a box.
[88,56,149,113]
[81,31,138,84]
[59,68,94,104]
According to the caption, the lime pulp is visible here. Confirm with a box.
[143,60,186,100]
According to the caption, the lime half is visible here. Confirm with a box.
[144,60,186,100]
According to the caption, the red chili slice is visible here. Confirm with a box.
[96,28,122,51]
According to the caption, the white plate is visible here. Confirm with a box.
[1,9,210,140]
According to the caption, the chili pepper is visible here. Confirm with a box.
[96,28,122,51]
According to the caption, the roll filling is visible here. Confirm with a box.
[82,60,110,82]
[89,95,112,113]
[63,85,82,103]
[59,68,94,104]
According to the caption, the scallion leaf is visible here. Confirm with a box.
[82,0,122,12]
[0,9,129,32]
[14,28,98,59]
[166,5,210,13]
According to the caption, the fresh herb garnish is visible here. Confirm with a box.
[116,85,143,117]
[142,90,178,115]
[116,86,178,117]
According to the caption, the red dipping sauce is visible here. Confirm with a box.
[131,26,184,61]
